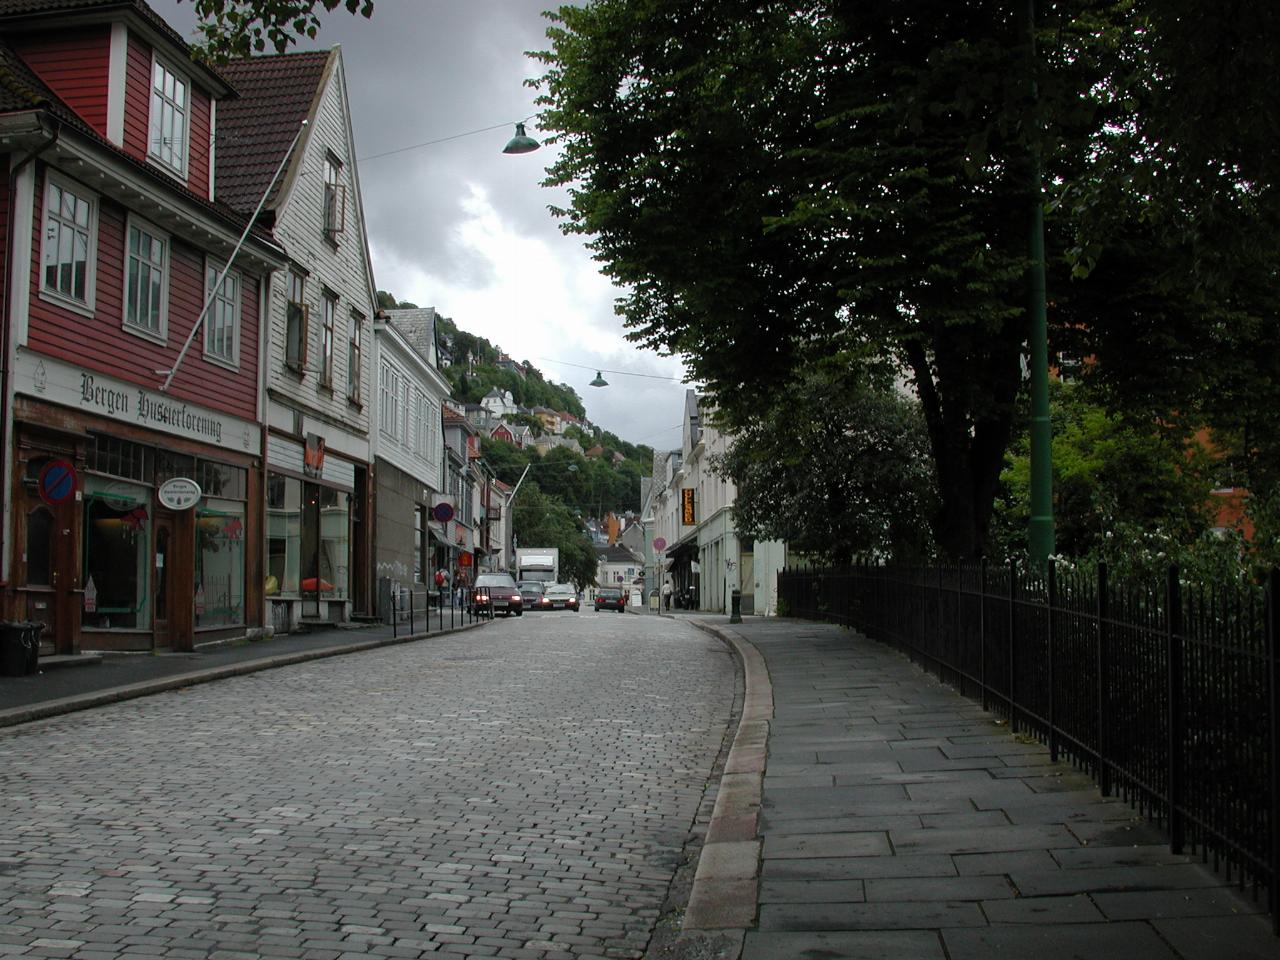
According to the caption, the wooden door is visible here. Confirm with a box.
[154,508,195,652]
[18,466,77,655]
[153,514,173,649]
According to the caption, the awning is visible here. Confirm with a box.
[665,535,699,561]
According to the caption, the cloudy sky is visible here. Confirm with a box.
[162,0,690,450]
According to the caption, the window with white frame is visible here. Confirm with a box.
[148,58,189,176]
[380,365,402,440]
[417,394,435,459]
[379,362,393,436]
[406,386,419,452]
[204,260,239,364]
[41,174,96,309]
[323,153,345,240]
[124,217,167,338]
[347,311,362,402]
[320,291,336,387]
[399,377,411,443]
[285,269,307,369]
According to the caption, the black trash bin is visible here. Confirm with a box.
[0,620,41,677]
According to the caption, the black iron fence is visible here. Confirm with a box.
[386,585,487,637]
[779,561,1278,927]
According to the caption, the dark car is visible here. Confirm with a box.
[544,583,579,611]
[471,573,523,617]
[517,580,551,611]
[594,587,626,612]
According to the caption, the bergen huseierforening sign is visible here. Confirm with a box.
[18,350,258,454]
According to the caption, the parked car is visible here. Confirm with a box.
[544,583,580,611]
[517,580,551,610]
[471,573,523,617]
[594,587,626,612]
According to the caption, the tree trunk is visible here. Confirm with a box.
[906,332,1021,560]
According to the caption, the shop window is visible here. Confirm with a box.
[318,486,350,599]
[414,505,428,584]
[88,435,152,483]
[196,498,245,628]
[197,460,246,500]
[25,507,53,586]
[155,450,195,486]
[82,480,149,630]
[266,473,302,596]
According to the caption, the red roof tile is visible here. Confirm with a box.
[214,50,331,213]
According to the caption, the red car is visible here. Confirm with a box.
[594,587,626,612]
[471,573,523,617]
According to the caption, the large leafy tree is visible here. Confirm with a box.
[181,0,374,60]
[536,0,1279,559]
[535,1,1106,559]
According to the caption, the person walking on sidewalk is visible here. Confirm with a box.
[661,579,672,611]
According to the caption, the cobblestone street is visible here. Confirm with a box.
[0,614,737,959]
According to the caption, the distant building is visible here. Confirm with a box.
[649,390,787,615]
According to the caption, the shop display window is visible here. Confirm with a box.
[266,473,302,596]
[196,497,245,628]
[317,485,350,599]
[82,478,149,630]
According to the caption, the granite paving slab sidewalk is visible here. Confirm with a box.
[684,617,1276,960]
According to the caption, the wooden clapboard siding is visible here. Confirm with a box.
[187,85,211,199]
[163,241,260,420]
[122,32,151,160]
[11,27,111,136]
[267,54,372,440]
[26,167,261,422]
[0,164,10,270]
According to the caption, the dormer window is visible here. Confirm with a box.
[149,57,189,176]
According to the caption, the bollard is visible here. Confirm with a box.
[730,588,742,624]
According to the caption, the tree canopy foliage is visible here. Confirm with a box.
[182,0,374,60]
[988,380,1214,562]
[715,361,936,563]
[535,1,1280,560]
[508,483,597,590]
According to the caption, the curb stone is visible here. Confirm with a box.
[678,619,774,956]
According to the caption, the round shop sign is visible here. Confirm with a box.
[158,477,202,510]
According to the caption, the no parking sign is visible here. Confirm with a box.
[38,459,77,506]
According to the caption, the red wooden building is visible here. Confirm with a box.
[0,0,286,654]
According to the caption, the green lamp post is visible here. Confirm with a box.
[1026,0,1054,566]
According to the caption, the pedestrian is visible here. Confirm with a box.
[661,579,672,611]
